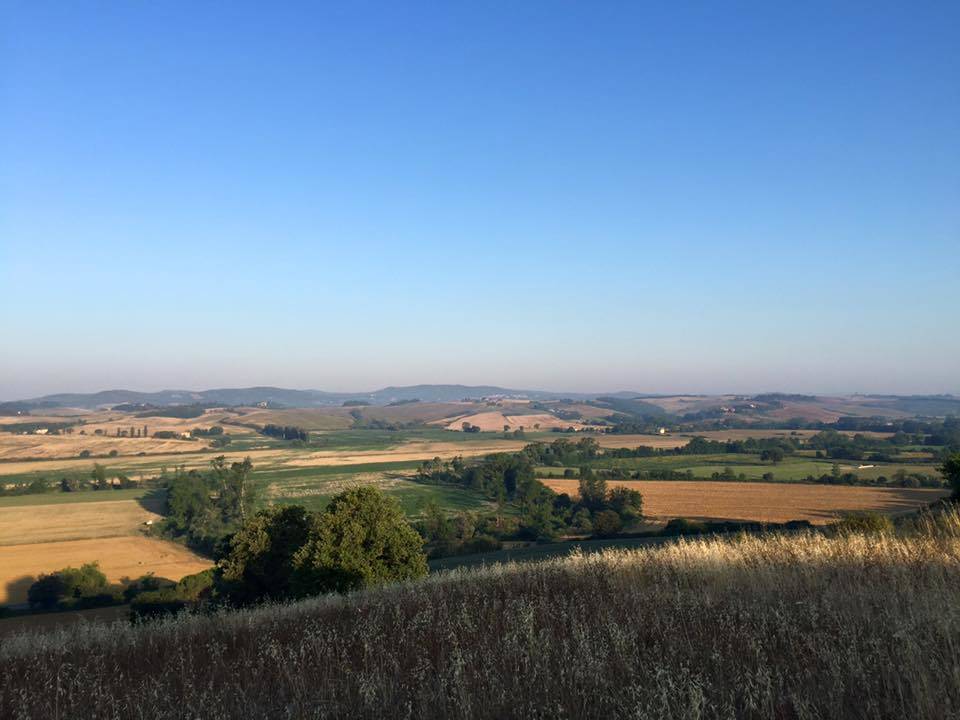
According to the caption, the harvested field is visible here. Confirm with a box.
[0,415,88,426]
[350,402,477,424]
[233,403,474,429]
[0,536,211,605]
[0,433,205,461]
[543,403,621,420]
[0,432,689,481]
[0,497,164,545]
[280,439,534,467]
[677,429,893,442]
[226,408,354,431]
[79,410,252,438]
[592,433,688,449]
[441,412,585,432]
[541,479,947,524]
[632,395,738,414]
[0,447,291,478]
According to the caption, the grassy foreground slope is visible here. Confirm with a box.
[4,513,960,719]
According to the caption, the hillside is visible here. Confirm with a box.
[8,385,597,410]
[3,511,959,719]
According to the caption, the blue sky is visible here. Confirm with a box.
[2,1,958,399]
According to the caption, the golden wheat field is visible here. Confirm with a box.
[0,432,205,461]
[541,478,948,524]
[0,536,211,605]
[0,498,165,546]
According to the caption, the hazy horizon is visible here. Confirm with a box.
[3,380,958,405]
[3,3,958,400]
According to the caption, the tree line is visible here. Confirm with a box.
[259,424,308,441]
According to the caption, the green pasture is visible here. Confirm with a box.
[536,453,942,482]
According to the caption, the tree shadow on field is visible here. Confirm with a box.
[3,574,37,608]
[136,487,168,515]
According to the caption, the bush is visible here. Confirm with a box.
[461,534,502,554]
[834,512,894,535]
[27,562,110,610]
[123,574,176,602]
[130,589,189,621]
[27,574,67,610]
[176,568,215,601]
[592,510,623,537]
[661,518,708,536]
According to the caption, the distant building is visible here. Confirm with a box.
[34,428,48,435]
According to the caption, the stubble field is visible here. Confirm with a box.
[541,478,948,524]
[0,536,211,605]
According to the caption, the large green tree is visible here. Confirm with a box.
[578,468,608,510]
[213,487,427,604]
[941,453,960,498]
[216,505,313,605]
[292,487,427,596]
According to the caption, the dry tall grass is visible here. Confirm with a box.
[3,510,960,719]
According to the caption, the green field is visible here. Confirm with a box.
[249,460,492,516]
[0,487,150,508]
[537,453,942,483]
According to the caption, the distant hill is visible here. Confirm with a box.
[9,385,634,410]
[7,387,959,417]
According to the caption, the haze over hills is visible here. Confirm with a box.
[3,385,959,419]
[5,385,629,409]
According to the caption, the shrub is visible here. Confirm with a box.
[123,574,176,602]
[130,589,189,621]
[27,562,109,610]
[26,574,66,610]
[834,512,894,535]
[661,518,708,536]
[461,534,502,554]
[941,453,960,498]
[176,568,215,601]
[592,510,623,537]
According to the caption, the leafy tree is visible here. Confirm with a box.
[578,468,608,510]
[941,453,960,498]
[292,487,427,596]
[572,507,593,533]
[123,573,175,602]
[216,505,313,605]
[593,510,623,537]
[761,448,784,464]
[607,486,643,520]
[27,562,108,609]
[422,500,454,542]
[90,463,109,489]
[27,574,66,609]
